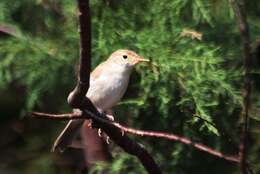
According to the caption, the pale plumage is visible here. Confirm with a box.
[52,49,148,152]
[87,62,130,111]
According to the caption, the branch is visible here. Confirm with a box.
[32,102,162,174]
[0,24,18,37]
[31,111,240,163]
[59,1,162,173]
[229,0,252,173]
[31,112,82,120]
[67,0,91,108]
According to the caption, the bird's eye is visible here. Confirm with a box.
[123,55,128,59]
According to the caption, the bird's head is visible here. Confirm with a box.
[107,49,149,69]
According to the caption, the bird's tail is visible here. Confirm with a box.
[52,120,84,152]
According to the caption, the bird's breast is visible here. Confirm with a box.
[86,72,130,111]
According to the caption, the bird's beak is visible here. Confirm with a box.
[134,57,150,64]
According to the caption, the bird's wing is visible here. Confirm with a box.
[90,61,106,80]
[52,62,108,152]
[87,61,110,109]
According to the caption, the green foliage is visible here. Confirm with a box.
[0,35,75,111]
[0,0,260,174]
[89,154,146,174]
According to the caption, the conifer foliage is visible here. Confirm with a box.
[0,0,259,173]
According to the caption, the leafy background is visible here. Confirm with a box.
[0,0,259,173]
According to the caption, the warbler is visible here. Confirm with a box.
[52,49,149,152]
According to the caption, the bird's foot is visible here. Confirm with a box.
[106,136,110,144]
[98,128,102,137]
[106,114,114,121]
[87,119,93,128]
[121,130,125,136]
[97,129,110,144]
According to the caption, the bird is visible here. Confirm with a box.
[52,49,149,152]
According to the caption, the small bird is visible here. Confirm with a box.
[52,49,149,152]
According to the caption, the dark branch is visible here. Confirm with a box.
[31,111,240,163]
[63,1,162,173]
[67,0,91,108]
[32,111,163,174]
[77,0,91,84]
[82,98,163,174]
[229,0,252,173]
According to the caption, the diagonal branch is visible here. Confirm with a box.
[0,24,18,37]
[56,1,163,174]
[31,111,240,163]
[229,0,252,173]
[32,105,163,174]
[81,98,163,174]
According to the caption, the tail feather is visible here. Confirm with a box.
[52,120,84,152]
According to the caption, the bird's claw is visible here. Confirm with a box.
[106,114,114,121]
[121,130,124,136]
[98,128,102,137]
[106,136,110,144]
[87,120,93,128]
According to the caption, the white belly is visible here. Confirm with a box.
[86,73,129,111]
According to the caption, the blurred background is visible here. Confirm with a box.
[0,0,259,173]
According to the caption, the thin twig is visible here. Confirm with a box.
[31,112,82,120]
[229,0,252,173]
[31,111,240,163]
[193,115,217,128]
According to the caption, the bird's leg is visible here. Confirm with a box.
[87,119,93,128]
[105,109,124,136]
[98,128,102,137]
[105,109,114,121]
[94,108,103,137]
[106,114,114,121]
[106,136,110,144]
[121,130,124,136]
